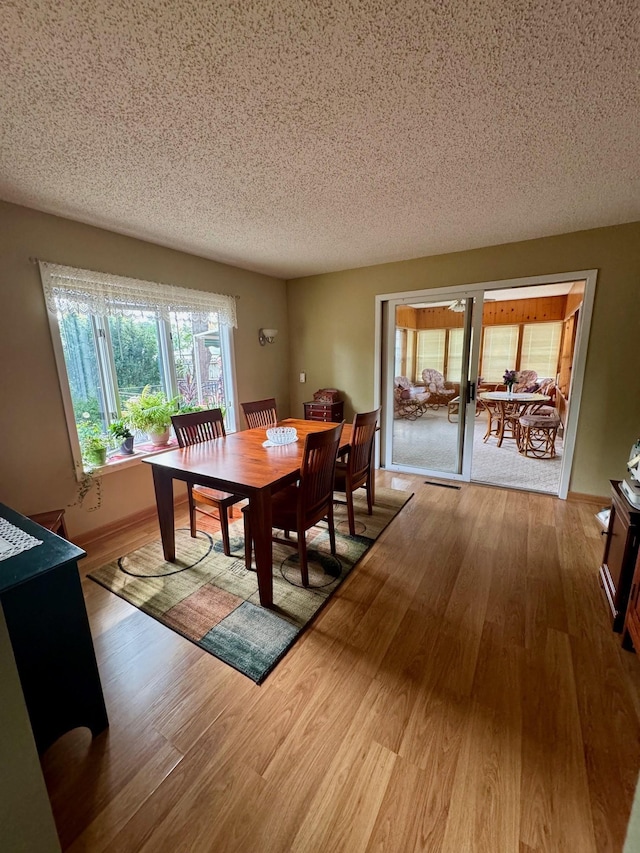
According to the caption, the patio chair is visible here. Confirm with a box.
[518,411,561,458]
[420,369,458,409]
[394,376,430,420]
[513,370,538,392]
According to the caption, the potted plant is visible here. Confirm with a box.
[83,434,108,466]
[109,419,134,454]
[123,386,178,446]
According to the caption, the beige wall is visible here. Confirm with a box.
[0,201,288,537]
[1,202,637,526]
[287,222,640,497]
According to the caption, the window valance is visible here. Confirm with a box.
[39,262,237,327]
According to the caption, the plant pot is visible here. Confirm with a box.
[120,437,135,455]
[86,447,107,466]
[148,427,171,446]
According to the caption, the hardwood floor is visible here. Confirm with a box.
[42,474,640,852]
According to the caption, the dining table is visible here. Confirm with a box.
[478,391,550,447]
[143,417,351,608]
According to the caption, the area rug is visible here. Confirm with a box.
[89,486,413,683]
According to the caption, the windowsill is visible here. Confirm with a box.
[83,438,179,477]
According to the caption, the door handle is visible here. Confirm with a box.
[468,381,476,402]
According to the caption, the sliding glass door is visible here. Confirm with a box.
[384,293,482,479]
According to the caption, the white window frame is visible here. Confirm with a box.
[41,263,237,480]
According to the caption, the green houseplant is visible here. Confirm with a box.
[123,386,178,446]
[83,434,108,466]
[77,413,109,467]
[109,419,134,454]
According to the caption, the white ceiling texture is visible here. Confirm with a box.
[1,0,639,279]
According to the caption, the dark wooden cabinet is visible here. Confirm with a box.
[623,549,640,652]
[599,481,640,632]
[0,503,108,753]
[304,400,344,422]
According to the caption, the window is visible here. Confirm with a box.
[394,328,407,377]
[446,327,464,382]
[520,322,562,378]
[480,321,562,384]
[40,262,237,477]
[481,325,519,382]
[416,329,445,376]
[406,329,416,382]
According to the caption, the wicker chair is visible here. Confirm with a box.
[518,411,561,458]
[420,369,458,409]
[394,377,430,420]
[513,370,538,392]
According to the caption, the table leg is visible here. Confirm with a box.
[497,402,506,447]
[152,466,176,562]
[250,488,273,608]
[483,406,492,441]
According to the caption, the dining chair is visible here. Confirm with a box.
[243,421,344,587]
[333,408,379,536]
[170,409,243,556]
[241,398,278,429]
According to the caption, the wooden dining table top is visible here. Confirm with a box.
[143,418,352,493]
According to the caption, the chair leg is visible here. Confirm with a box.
[328,504,337,556]
[366,477,373,515]
[298,530,309,587]
[188,486,197,538]
[346,488,356,536]
[219,505,232,556]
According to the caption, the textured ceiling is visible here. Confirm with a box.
[1,0,639,279]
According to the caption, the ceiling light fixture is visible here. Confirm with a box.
[448,300,466,313]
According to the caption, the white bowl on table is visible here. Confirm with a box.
[265,426,298,445]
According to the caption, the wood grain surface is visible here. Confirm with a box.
[41,473,640,852]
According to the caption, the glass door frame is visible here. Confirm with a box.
[373,269,598,497]
[381,290,484,481]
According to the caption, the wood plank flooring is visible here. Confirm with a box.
[41,475,640,852]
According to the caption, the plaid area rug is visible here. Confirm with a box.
[89,486,413,683]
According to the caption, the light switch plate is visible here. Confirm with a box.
[299,372,306,383]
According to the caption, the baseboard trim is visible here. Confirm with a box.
[74,496,188,549]
[567,491,609,505]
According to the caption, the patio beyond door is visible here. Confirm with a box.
[386,295,479,480]
[378,274,595,498]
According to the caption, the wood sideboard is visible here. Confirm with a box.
[599,480,640,633]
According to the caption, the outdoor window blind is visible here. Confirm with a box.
[447,327,464,382]
[416,329,445,376]
[482,325,519,382]
[521,322,562,378]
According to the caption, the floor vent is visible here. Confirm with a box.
[424,480,461,490]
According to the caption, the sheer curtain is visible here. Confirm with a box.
[39,262,237,327]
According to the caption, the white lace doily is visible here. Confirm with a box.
[0,517,43,561]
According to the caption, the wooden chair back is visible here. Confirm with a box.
[346,408,379,491]
[171,408,226,447]
[299,422,344,527]
[241,398,278,429]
